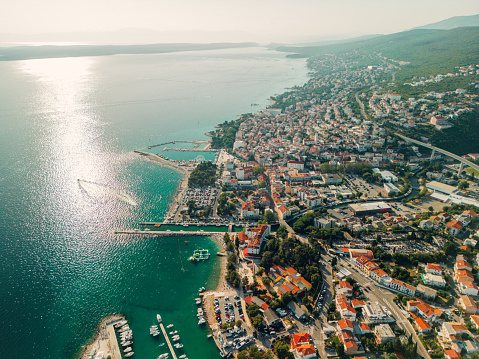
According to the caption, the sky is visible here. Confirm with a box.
[1,0,479,43]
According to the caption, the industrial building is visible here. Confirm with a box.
[349,202,392,216]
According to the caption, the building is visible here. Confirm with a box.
[314,217,336,229]
[349,202,392,216]
[421,273,446,288]
[373,169,399,182]
[287,160,305,171]
[287,301,306,321]
[459,281,479,296]
[321,173,342,185]
[427,263,443,275]
[416,284,437,299]
[291,333,317,359]
[459,295,478,314]
[374,324,395,344]
[363,304,394,324]
[336,281,353,297]
[388,278,416,296]
[237,224,271,258]
[263,307,282,327]
[426,181,457,195]
[415,317,432,334]
[447,220,464,237]
[268,265,312,297]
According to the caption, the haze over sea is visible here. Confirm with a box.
[0,46,308,359]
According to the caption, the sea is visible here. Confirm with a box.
[0,46,308,359]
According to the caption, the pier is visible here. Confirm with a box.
[162,147,218,152]
[159,322,178,359]
[114,230,224,236]
[147,140,210,149]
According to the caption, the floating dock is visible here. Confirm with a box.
[159,322,178,359]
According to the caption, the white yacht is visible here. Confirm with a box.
[157,314,162,323]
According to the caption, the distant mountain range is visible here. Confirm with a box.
[413,13,479,30]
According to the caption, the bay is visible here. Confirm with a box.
[0,47,308,359]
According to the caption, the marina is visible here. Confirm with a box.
[157,314,178,359]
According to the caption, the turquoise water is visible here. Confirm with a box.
[0,47,308,359]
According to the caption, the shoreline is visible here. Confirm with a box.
[78,314,125,359]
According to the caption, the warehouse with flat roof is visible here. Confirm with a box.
[426,181,457,195]
[349,202,392,216]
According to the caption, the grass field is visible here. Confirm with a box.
[466,168,479,175]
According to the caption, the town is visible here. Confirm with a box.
[139,48,479,359]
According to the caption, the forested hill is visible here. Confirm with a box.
[276,27,479,79]
[413,13,479,30]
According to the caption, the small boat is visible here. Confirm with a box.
[158,354,169,359]
[114,320,127,328]
[157,314,162,323]
[169,330,178,335]
[122,341,132,347]
[195,298,202,305]
[198,287,205,293]
[125,352,134,357]
[166,324,174,328]
[124,347,132,353]
[207,334,213,338]
[172,335,180,341]
[179,355,187,359]
[198,318,206,325]
[151,331,160,337]
[174,343,184,349]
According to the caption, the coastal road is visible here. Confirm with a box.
[338,258,431,359]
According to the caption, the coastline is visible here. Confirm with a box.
[78,314,125,359]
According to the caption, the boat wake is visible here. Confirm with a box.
[78,179,138,206]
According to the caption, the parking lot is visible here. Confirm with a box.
[214,294,245,329]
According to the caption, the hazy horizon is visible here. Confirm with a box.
[1,0,479,44]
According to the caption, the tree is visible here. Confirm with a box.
[458,181,469,190]
[264,210,277,224]
[237,350,248,359]
[281,292,293,306]
[236,320,243,328]
[247,304,260,318]
[274,339,293,359]
[263,277,272,286]
[331,257,337,267]
[252,315,263,328]
[258,180,267,188]
[249,345,262,359]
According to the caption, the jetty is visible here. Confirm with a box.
[114,230,223,236]
[147,140,210,149]
[159,322,178,359]
[163,147,218,152]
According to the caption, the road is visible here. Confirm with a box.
[355,92,367,119]
[338,257,431,359]
[396,133,479,173]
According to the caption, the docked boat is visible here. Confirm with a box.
[195,298,202,305]
[157,314,162,323]
[151,330,160,337]
[166,324,174,328]
[179,355,187,359]
[172,335,180,341]
[198,318,206,325]
[198,287,205,293]
[125,352,134,357]
[122,341,132,347]
[158,354,169,359]
[114,320,127,328]
[169,330,178,335]
[174,343,184,349]
[124,347,132,353]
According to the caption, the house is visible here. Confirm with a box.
[237,224,271,258]
[337,281,353,297]
[455,270,474,284]
[338,318,354,332]
[459,281,479,296]
[442,322,468,342]
[388,278,416,296]
[264,307,282,327]
[459,295,478,314]
[426,263,443,275]
[445,349,462,359]
[360,323,371,334]
[291,333,317,359]
[370,268,391,285]
[268,265,312,297]
[470,315,479,331]
[421,273,446,287]
[416,284,437,299]
[240,201,260,218]
[343,339,358,355]
[287,301,306,321]
[374,324,395,344]
[455,260,472,272]
[415,317,432,334]
[447,220,464,237]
